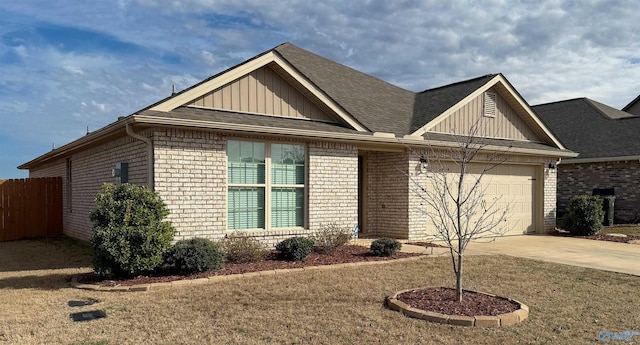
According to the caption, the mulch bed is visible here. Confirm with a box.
[548,229,640,243]
[397,287,519,317]
[77,245,424,287]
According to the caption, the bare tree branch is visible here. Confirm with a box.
[406,116,514,301]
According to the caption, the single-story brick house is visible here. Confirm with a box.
[20,43,576,244]
[534,98,640,223]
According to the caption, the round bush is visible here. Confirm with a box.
[221,233,267,263]
[563,195,605,236]
[165,238,224,274]
[370,238,402,256]
[276,237,314,261]
[310,223,352,254]
[90,183,175,278]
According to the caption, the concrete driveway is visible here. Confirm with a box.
[464,235,640,276]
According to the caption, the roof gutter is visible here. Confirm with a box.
[560,155,640,164]
[125,124,154,190]
[18,117,133,170]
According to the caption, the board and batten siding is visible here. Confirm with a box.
[188,65,335,122]
[429,88,542,142]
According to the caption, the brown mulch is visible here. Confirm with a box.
[548,229,640,243]
[77,245,424,287]
[397,287,520,317]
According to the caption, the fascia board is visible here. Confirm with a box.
[150,52,277,112]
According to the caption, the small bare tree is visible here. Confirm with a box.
[411,118,513,302]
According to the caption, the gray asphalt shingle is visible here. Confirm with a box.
[533,98,640,159]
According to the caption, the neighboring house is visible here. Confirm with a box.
[534,98,640,223]
[622,94,640,115]
[19,43,575,244]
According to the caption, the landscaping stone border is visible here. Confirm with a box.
[70,256,425,292]
[385,287,529,327]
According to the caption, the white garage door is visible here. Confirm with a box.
[425,163,536,237]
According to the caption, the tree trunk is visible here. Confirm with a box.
[456,250,463,302]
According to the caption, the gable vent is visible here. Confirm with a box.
[484,91,497,117]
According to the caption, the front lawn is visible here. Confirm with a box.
[1,238,639,344]
[600,224,640,236]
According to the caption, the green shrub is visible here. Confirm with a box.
[165,238,224,274]
[310,223,352,254]
[90,183,175,278]
[276,236,314,261]
[220,232,267,263]
[563,195,605,236]
[370,238,402,256]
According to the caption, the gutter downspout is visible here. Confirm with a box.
[126,124,154,190]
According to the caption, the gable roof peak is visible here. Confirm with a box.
[417,73,499,94]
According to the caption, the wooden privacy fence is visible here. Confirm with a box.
[0,177,63,241]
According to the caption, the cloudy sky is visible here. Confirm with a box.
[1,0,639,177]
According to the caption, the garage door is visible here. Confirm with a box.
[425,163,536,237]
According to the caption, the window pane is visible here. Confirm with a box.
[228,141,265,184]
[271,188,304,227]
[271,144,305,184]
[228,187,265,230]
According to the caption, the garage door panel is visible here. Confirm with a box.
[425,163,536,237]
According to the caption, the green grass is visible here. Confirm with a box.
[1,238,639,344]
[600,224,640,236]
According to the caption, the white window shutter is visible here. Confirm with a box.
[484,92,497,117]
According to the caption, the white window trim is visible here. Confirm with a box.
[226,139,307,231]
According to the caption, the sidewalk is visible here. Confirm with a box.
[355,235,640,276]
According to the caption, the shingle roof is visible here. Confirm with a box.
[423,132,569,153]
[144,43,499,137]
[533,98,640,159]
[273,43,416,135]
[21,43,571,170]
[412,74,497,131]
[139,107,365,135]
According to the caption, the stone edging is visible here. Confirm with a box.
[385,287,529,327]
[70,255,426,292]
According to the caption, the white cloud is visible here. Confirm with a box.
[62,65,84,75]
[1,0,640,177]
[91,100,107,112]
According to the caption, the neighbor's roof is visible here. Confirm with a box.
[622,94,640,114]
[533,98,640,160]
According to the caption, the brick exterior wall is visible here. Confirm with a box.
[29,132,150,241]
[153,130,358,247]
[307,141,359,234]
[407,153,431,240]
[557,160,640,223]
[365,152,410,239]
[543,165,557,232]
[154,129,227,242]
[28,125,560,243]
